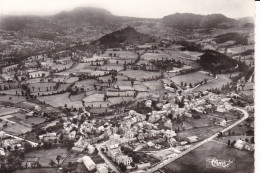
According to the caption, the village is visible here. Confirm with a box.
[0,6,255,173]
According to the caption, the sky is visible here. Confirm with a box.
[0,0,255,18]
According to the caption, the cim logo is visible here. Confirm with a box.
[206,157,235,169]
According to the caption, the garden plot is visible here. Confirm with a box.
[120,70,161,81]
[170,71,213,86]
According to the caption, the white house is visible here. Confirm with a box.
[82,156,96,171]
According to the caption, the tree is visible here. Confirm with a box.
[251,137,254,144]
[56,155,62,165]
[49,160,55,167]
[119,163,127,172]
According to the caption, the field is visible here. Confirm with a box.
[0,89,23,95]
[0,95,27,103]
[25,148,68,167]
[177,125,224,141]
[7,113,46,125]
[163,141,254,173]
[37,92,83,108]
[170,71,213,86]
[14,168,58,173]
[142,80,163,91]
[120,70,161,81]
[104,50,138,60]
[83,93,105,102]
[194,74,231,91]
[0,120,31,135]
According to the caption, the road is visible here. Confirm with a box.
[1,131,38,147]
[96,143,121,173]
[146,107,248,173]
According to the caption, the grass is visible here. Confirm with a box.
[38,92,83,108]
[120,70,161,81]
[104,50,138,60]
[0,95,27,103]
[142,81,163,91]
[83,93,105,102]
[195,74,231,91]
[0,121,31,135]
[0,89,23,95]
[177,125,224,141]
[170,71,213,86]
[7,113,46,125]
[163,141,254,173]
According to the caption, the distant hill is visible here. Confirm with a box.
[94,26,156,48]
[214,32,248,45]
[162,13,234,29]
[53,7,117,25]
[199,50,244,74]
[0,16,30,31]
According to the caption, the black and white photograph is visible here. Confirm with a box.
[0,0,256,172]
